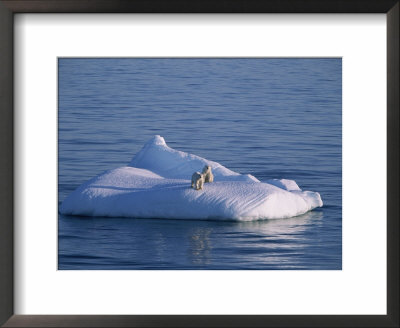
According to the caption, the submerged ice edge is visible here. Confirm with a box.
[59,206,324,222]
[60,136,323,220]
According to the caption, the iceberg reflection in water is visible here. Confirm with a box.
[59,210,337,270]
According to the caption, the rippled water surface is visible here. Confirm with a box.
[58,58,342,270]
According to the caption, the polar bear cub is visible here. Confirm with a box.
[202,165,214,183]
[191,172,205,190]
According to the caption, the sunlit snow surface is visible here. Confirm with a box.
[60,136,323,220]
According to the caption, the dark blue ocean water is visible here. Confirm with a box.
[58,58,342,270]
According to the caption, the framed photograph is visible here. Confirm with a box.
[1,1,398,327]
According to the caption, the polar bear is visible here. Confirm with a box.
[191,172,204,190]
[202,165,214,183]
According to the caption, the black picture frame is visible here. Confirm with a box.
[0,1,398,327]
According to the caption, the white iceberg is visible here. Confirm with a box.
[59,135,323,221]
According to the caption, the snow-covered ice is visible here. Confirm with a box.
[59,135,323,220]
